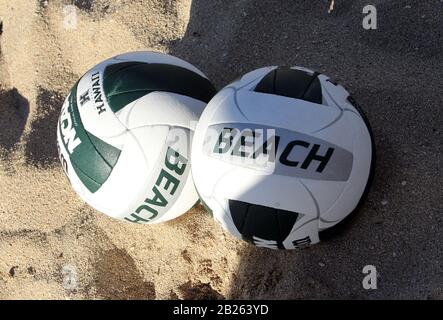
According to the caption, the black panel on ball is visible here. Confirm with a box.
[254,66,323,104]
[229,199,299,249]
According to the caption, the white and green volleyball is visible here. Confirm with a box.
[56,51,216,224]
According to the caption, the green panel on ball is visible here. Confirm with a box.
[88,131,121,169]
[58,82,122,193]
[71,162,102,193]
[103,62,216,113]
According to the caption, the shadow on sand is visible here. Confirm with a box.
[0,33,29,159]
[23,87,65,168]
[0,88,29,157]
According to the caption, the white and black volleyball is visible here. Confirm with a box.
[191,66,375,249]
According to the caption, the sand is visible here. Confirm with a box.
[0,0,442,300]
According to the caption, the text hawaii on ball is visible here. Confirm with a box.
[57,51,216,224]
